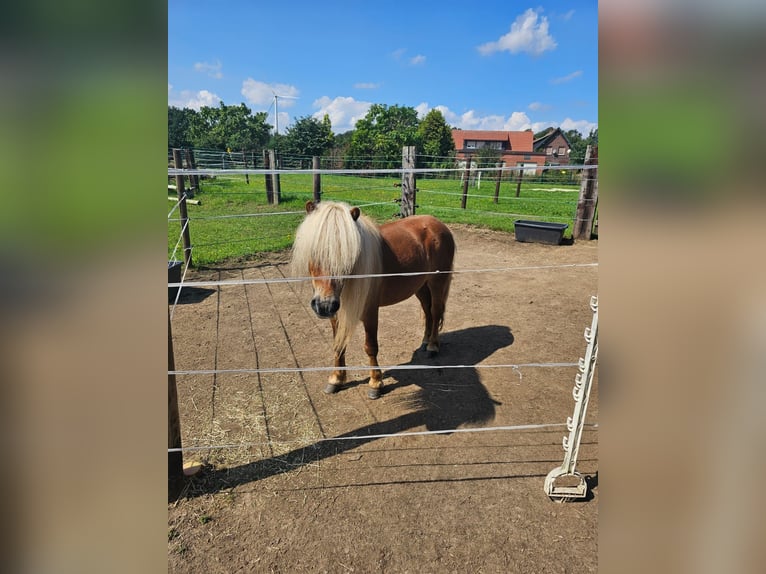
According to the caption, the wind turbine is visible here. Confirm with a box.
[271,91,299,136]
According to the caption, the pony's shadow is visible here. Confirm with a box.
[171,325,514,500]
[169,287,216,305]
[343,324,513,432]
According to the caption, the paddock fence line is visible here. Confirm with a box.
[167,150,599,498]
[167,146,597,269]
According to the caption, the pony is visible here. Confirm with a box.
[291,201,455,399]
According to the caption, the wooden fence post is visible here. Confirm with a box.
[269,149,281,205]
[573,145,598,240]
[400,146,416,217]
[493,162,503,204]
[263,149,273,204]
[242,148,249,185]
[461,156,472,209]
[515,168,524,198]
[312,156,321,203]
[172,149,192,267]
[184,148,199,195]
[168,314,183,484]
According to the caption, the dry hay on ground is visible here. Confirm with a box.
[169,225,599,573]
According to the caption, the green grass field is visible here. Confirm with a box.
[168,172,580,266]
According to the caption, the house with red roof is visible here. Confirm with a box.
[532,127,573,165]
[451,129,547,172]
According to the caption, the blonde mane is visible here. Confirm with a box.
[291,202,382,352]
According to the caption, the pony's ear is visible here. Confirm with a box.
[349,207,360,221]
[305,200,316,214]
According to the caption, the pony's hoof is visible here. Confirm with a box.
[367,387,382,400]
[323,383,341,395]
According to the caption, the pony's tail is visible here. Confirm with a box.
[436,273,453,332]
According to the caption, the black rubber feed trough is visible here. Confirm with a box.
[514,220,568,245]
[168,260,183,301]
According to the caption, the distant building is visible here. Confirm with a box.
[532,127,573,166]
[451,129,546,173]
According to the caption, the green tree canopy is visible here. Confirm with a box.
[347,104,420,168]
[188,102,271,151]
[168,106,197,149]
[416,109,455,167]
[281,114,335,162]
[533,127,553,140]
[326,129,354,168]
[475,146,503,168]
[569,128,598,164]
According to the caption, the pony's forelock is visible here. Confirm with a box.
[291,202,382,352]
[292,202,361,278]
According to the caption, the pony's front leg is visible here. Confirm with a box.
[324,317,347,394]
[363,311,383,400]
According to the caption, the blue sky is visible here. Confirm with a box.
[168,1,597,136]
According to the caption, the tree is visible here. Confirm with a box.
[188,102,271,151]
[347,104,420,168]
[568,128,598,164]
[416,109,455,167]
[168,106,197,149]
[281,115,335,164]
[534,127,554,140]
[326,130,354,168]
[475,146,503,168]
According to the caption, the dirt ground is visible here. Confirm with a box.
[168,224,599,573]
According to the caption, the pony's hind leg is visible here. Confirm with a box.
[423,276,451,357]
[362,311,384,399]
[325,317,347,394]
[415,284,434,353]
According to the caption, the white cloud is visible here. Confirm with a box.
[530,121,553,133]
[503,111,534,131]
[415,102,431,119]
[168,87,222,110]
[412,102,595,137]
[241,79,299,109]
[416,103,532,131]
[415,103,458,123]
[559,118,598,135]
[391,49,426,66]
[275,111,291,134]
[550,70,583,84]
[354,82,380,89]
[477,8,557,56]
[561,9,575,21]
[528,101,552,112]
[312,96,372,133]
[193,59,223,79]
[459,110,507,130]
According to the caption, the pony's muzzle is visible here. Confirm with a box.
[311,296,340,318]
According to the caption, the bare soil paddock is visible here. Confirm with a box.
[169,225,598,573]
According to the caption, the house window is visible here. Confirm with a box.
[465,140,477,149]
[546,147,553,155]
[524,155,531,160]
[558,146,566,155]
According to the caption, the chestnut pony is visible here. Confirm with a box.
[291,201,455,399]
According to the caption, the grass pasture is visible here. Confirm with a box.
[168,171,580,266]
